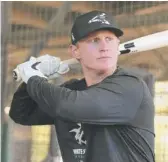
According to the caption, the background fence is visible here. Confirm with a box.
[1,1,168,162]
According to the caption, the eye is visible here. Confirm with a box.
[88,37,100,43]
[93,37,100,43]
[105,36,114,42]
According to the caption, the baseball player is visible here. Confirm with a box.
[9,11,155,162]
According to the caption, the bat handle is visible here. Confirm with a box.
[13,68,22,82]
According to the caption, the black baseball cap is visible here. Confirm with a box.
[71,10,124,45]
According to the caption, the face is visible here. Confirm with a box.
[70,30,120,73]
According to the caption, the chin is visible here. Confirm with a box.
[96,66,113,73]
[100,64,115,70]
[86,62,116,72]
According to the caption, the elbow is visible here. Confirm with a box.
[9,112,31,126]
[9,115,23,125]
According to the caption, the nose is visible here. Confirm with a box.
[99,38,108,51]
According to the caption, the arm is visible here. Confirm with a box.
[27,74,145,125]
[9,82,54,125]
[9,79,79,125]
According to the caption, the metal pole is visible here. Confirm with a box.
[1,1,11,162]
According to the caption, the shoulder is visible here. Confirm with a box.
[107,67,144,83]
[109,66,154,85]
[115,66,153,80]
[102,67,146,95]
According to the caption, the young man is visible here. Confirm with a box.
[9,11,155,162]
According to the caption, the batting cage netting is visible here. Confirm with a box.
[1,1,168,162]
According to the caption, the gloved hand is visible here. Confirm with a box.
[30,54,69,79]
[13,54,70,82]
[17,59,47,84]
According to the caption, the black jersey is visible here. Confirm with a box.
[9,67,155,162]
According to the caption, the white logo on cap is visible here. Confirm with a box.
[88,13,110,25]
[71,33,75,41]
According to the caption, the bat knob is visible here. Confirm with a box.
[13,68,21,82]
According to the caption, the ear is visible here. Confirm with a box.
[68,44,81,59]
[117,38,120,54]
[117,37,120,45]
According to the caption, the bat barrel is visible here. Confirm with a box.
[119,30,168,54]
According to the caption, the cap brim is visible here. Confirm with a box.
[89,26,124,37]
[99,27,124,37]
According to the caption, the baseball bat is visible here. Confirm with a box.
[63,30,168,65]
[13,30,168,81]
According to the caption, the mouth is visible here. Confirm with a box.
[97,57,112,59]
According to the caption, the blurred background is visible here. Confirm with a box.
[1,1,168,162]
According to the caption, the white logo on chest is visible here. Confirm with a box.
[69,123,87,145]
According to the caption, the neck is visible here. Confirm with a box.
[83,66,117,87]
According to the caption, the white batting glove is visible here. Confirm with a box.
[17,59,47,84]
[30,54,69,79]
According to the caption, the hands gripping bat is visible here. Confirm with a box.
[13,30,168,81]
